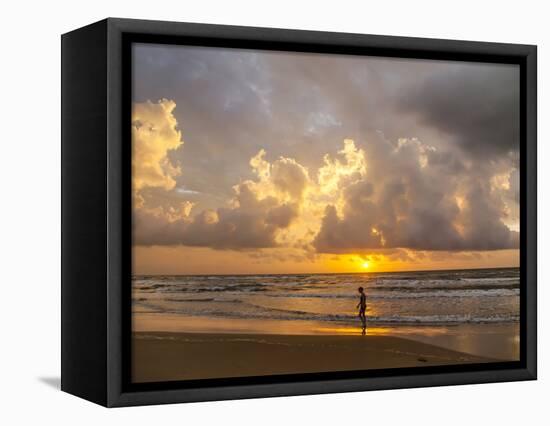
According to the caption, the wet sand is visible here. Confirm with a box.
[132,332,496,383]
[133,313,520,360]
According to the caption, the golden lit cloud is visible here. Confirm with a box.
[317,139,367,198]
[132,99,183,195]
[240,149,311,204]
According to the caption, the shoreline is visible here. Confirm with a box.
[132,331,497,383]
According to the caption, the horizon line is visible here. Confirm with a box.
[132,265,519,278]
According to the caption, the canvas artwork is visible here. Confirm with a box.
[130,44,520,383]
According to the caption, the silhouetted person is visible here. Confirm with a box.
[357,287,367,335]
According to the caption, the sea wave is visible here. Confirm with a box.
[260,288,519,299]
[132,269,520,326]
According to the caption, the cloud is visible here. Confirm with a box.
[134,147,310,249]
[271,157,310,200]
[132,99,183,195]
[246,149,310,203]
[399,64,519,158]
[317,139,367,197]
[313,137,518,253]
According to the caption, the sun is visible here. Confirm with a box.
[361,261,370,269]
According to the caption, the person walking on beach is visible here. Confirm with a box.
[357,287,367,335]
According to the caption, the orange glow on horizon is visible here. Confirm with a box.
[133,245,520,276]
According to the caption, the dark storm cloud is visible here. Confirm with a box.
[399,63,520,158]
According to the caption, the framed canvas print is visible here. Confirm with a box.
[61,18,537,407]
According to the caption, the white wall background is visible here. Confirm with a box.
[0,0,546,424]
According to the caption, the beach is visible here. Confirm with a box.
[132,268,519,382]
[132,331,495,383]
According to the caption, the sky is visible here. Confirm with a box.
[131,43,520,275]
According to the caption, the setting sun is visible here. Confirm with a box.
[362,261,370,269]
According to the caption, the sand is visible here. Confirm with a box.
[132,332,495,383]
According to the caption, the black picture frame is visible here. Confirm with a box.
[61,17,537,407]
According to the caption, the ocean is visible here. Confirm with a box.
[132,267,519,328]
